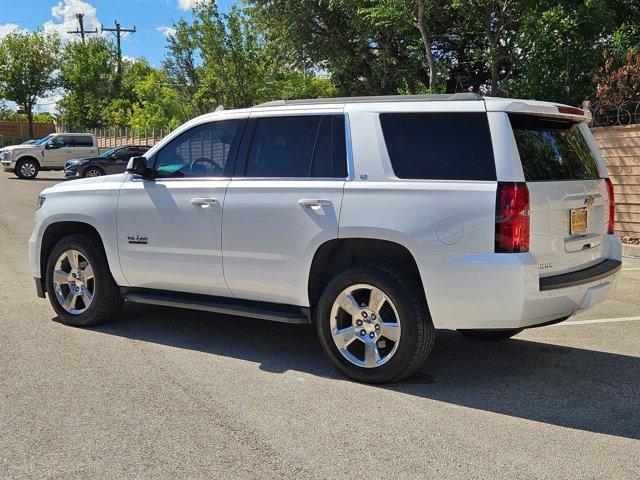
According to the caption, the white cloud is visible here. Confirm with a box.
[0,23,21,39]
[177,0,210,11]
[43,0,102,42]
[156,25,177,37]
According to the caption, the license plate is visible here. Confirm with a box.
[570,208,588,235]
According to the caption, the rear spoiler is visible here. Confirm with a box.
[485,99,591,123]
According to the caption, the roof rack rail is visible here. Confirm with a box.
[256,92,483,107]
[256,92,482,107]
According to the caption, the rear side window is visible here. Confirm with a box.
[380,112,496,181]
[74,136,94,147]
[508,114,599,181]
[245,115,347,178]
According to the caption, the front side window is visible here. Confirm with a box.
[154,120,241,178]
[508,114,599,181]
[245,115,347,178]
[380,112,496,181]
[49,135,74,149]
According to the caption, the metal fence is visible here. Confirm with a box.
[591,101,640,128]
[92,127,167,149]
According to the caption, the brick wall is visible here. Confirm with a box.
[0,122,55,146]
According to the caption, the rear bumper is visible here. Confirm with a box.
[539,259,621,291]
[418,235,622,330]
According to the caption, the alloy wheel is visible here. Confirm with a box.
[20,162,36,178]
[330,283,401,368]
[52,249,95,315]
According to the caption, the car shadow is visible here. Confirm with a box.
[7,176,65,182]
[85,302,640,440]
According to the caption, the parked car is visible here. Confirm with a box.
[29,94,621,383]
[65,145,151,178]
[21,139,38,145]
[1,133,98,179]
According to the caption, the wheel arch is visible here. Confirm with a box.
[38,221,110,295]
[307,238,426,312]
[15,155,41,168]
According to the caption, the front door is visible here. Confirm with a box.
[43,135,74,167]
[222,113,347,306]
[117,118,245,296]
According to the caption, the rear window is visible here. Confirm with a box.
[74,136,94,147]
[380,112,496,181]
[508,114,599,181]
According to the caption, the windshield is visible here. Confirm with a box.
[508,114,600,181]
[100,147,120,158]
[33,135,54,146]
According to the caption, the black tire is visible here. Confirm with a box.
[457,329,523,341]
[45,234,123,327]
[82,167,104,178]
[15,158,39,179]
[316,264,435,383]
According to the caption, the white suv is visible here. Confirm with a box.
[1,133,98,179]
[29,94,621,383]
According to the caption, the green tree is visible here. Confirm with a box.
[0,31,59,137]
[250,0,428,95]
[129,69,188,131]
[58,37,117,129]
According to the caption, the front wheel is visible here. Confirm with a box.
[457,329,523,341]
[45,234,123,327]
[82,167,104,178]
[316,264,435,383]
[16,159,39,179]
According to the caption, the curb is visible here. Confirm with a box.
[622,243,640,258]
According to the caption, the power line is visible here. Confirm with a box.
[67,13,98,43]
[101,20,136,79]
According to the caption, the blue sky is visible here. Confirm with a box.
[1,0,234,66]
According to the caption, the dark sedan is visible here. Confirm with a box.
[65,145,150,178]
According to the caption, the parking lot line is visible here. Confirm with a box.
[552,316,640,326]
[621,267,640,271]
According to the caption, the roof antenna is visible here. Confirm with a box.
[215,105,224,112]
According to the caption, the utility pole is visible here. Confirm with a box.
[101,21,137,80]
[67,13,98,43]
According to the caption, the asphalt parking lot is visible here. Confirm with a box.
[1,171,638,479]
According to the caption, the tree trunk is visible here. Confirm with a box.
[416,1,437,90]
[26,105,34,139]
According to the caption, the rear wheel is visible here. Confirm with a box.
[45,234,123,327]
[457,329,523,341]
[16,158,39,179]
[316,264,435,383]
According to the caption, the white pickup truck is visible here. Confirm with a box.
[1,133,98,179]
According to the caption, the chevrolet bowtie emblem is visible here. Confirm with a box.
[584,196,595,206]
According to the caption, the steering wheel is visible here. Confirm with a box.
[189,157,223,176]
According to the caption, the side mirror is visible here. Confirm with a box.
[126,156,153,179]
[44,142,52,150]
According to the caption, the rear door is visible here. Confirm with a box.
[73,135,97,159]
[109,147,138,174]
[508,113,609,276]
[222,113,347,306]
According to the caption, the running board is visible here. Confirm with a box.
[122,288,311,324]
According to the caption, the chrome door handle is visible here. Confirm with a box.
[298,198,332,209]
[190,197,218,208]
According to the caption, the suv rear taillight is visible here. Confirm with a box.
[604,178,615,234]
[495,182,530,253]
